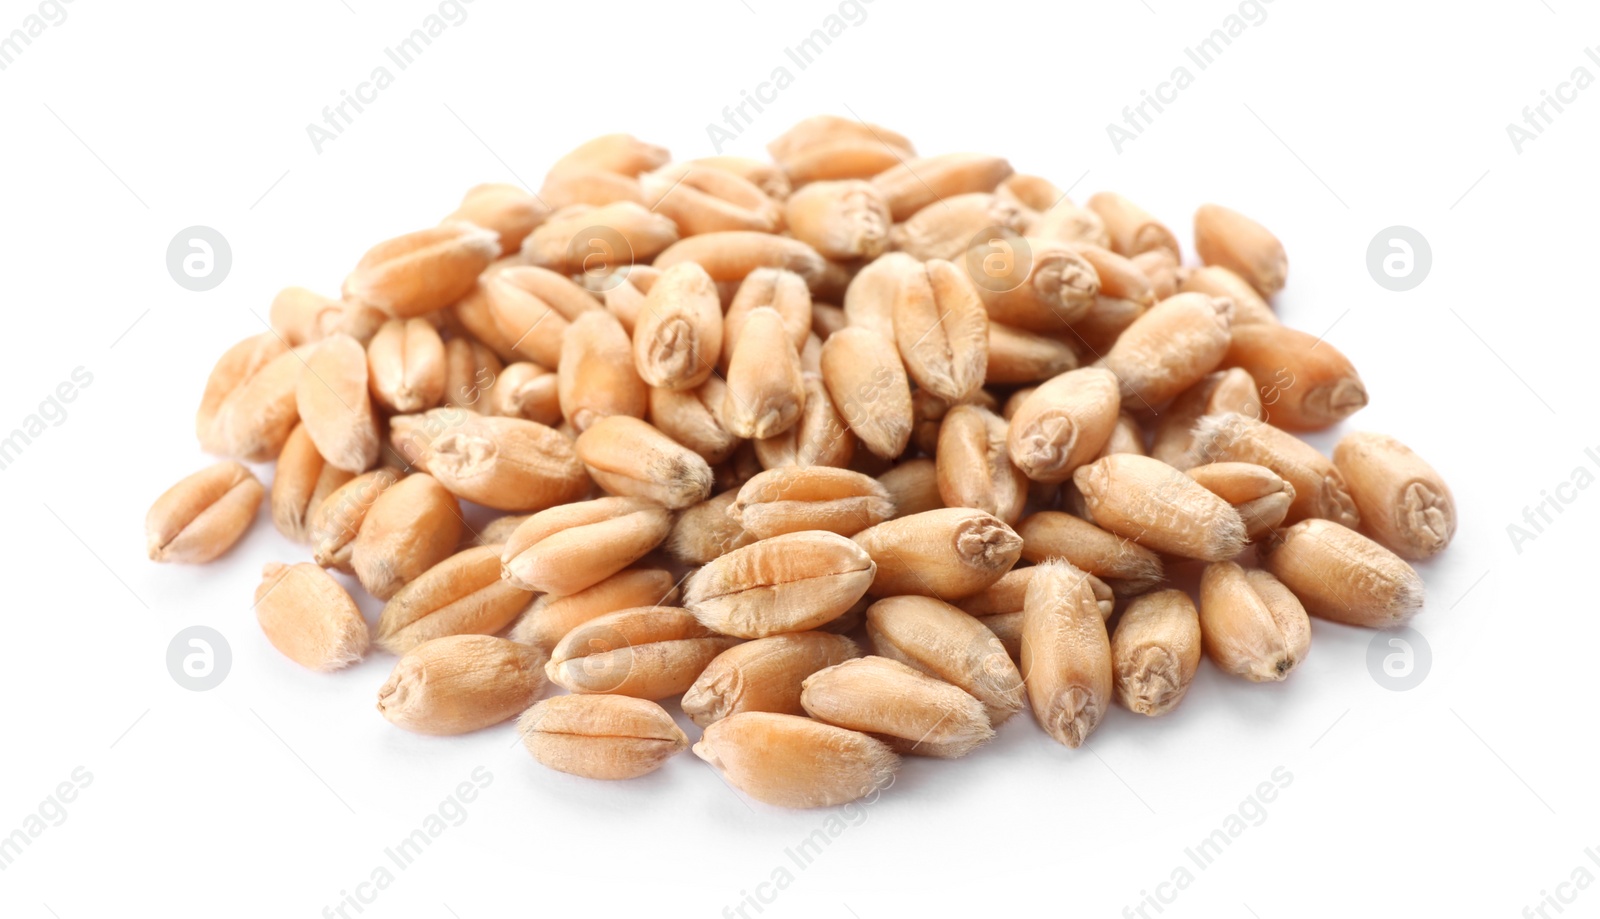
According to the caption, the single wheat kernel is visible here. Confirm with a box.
[649,377,741,465]
[486,265,602,369]
[1014,511,1165,596]
[722,307,806,439]
[754,372,855,470]
[731,466,894,539]
[1179,265,1278,326]
[802,656,994,758]
[547,133,671,179]
[640,166,782,236]
[350,473,463,600]
[693,711,900,809]
[366,318,447,415]
[721,268,813,371]
[521,202,680,275]
[875,152,1013,221]
[1194,204,1287,297]
[1073,453,1247,561]
[146,460,263,563]
[485,362,561,426]
[1021,560,1113,748]
[682,631,862,728]
[851,507,1022,599]
[422,414,590,513]
[936,404,1027,524]
[633,261,723,391]
[559,310,649,433]
[1225,323,1367,431]
[877,458,945,519]
[443,182,550,254]
[820,327,915,460]
[1087,192,1178,258]
[1150,369,1262,468]
[1112,589,1201,715]
[973,238,1101,331]
[343,222,500,319]
[309,468,399,571]
[255,562,370,672]
[574,415,714,510]
[377,635,546,735]
[1333,432,1456,560]
[1187,462,1296,540]
[985,323,1078,385]
[500,496,671,596]
[440,337,503,411]
[893,258,990,402]
[376,545,532,654]
[1005,367,1122,483]
[509,568,679,651]
[1198,562,1311,681]
[685,530,876,637]
[784,179,892,260]
[296,334,381,473]
[519,695,688,780]
[841,251,918,340]
[1259,519,1424,628]
[891,192,1029,262]
[653,232,828,293]
[1097,292,1234,408]
[268,287,338,346]
[197,338,303,461]
[545,606,740,699]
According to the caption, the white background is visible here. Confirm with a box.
[0,1,1591,917]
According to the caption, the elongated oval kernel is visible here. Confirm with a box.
[1259,519,1424,628]
[548,132,670,178]
[1070,245,1155,307]
[509,568,679,651]
[146,460,263,563]
[1097,292,1234,408]
[936,404,1027,525]
[1021,560,1113,748]
[1194,204,1287,297]
[1073,454,1247,561]
[1187,462,1296,540]
[893,258,989,402]
[754,373,854,470]
[875,152,1013,221]
[852,507,1022,599]
[1333,432,1455,560]
[1198,562,1311,681]
[310,468,399,571]
[271,423,355,543]
[200,344,305,461]
[731,466,893,539]
[377,635,546,735]
[1006,367,1122,483]
[254,562,370,671]
[659,156,791,201]
[770,113,914,168]
[685,530,876,637]
[453,263,524,363]
[500,497,671,595]
[539,169,645,211]
[877,459,944,519]
[422,414,590,512]
[574,415,713,510]
[649,377,741,464]
[351,473,463,600]
[653,232,829,293]
[487,265,600,369]
[1225,323,1366,431]
[985,322,1078,384]
[1180,265,1278,326]
[1015,511,1165,595]
[972,237,1101,331]
[443,182,549,253]
[864,595,1024,725]
[1112,589,1201,715]
[801,656,993,759]
[519,695,687,780]
[344,222,499,318]
[296,334,381,473]
[633,262,722,391]
[1150,368,1262,467]
[682,632,862,728]
[640,167,780,237]
[375,546,532,654]
[784,179,891,261]
[545,606,741,699]
[721,269,814,371]
[693,712,900,809]
[1087,192,1178,258]
[668,488,757,565]
[366,317,446,414]
[842,251,918,340]
[559,310,649,432]
[485,362,560,426]
[1188,412,1360,527]
[522,202,680,275]
[723,307,805,439]
[891,192,1027,262]
[820,327,914,460]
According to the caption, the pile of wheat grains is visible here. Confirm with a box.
[146,116,1456,809]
